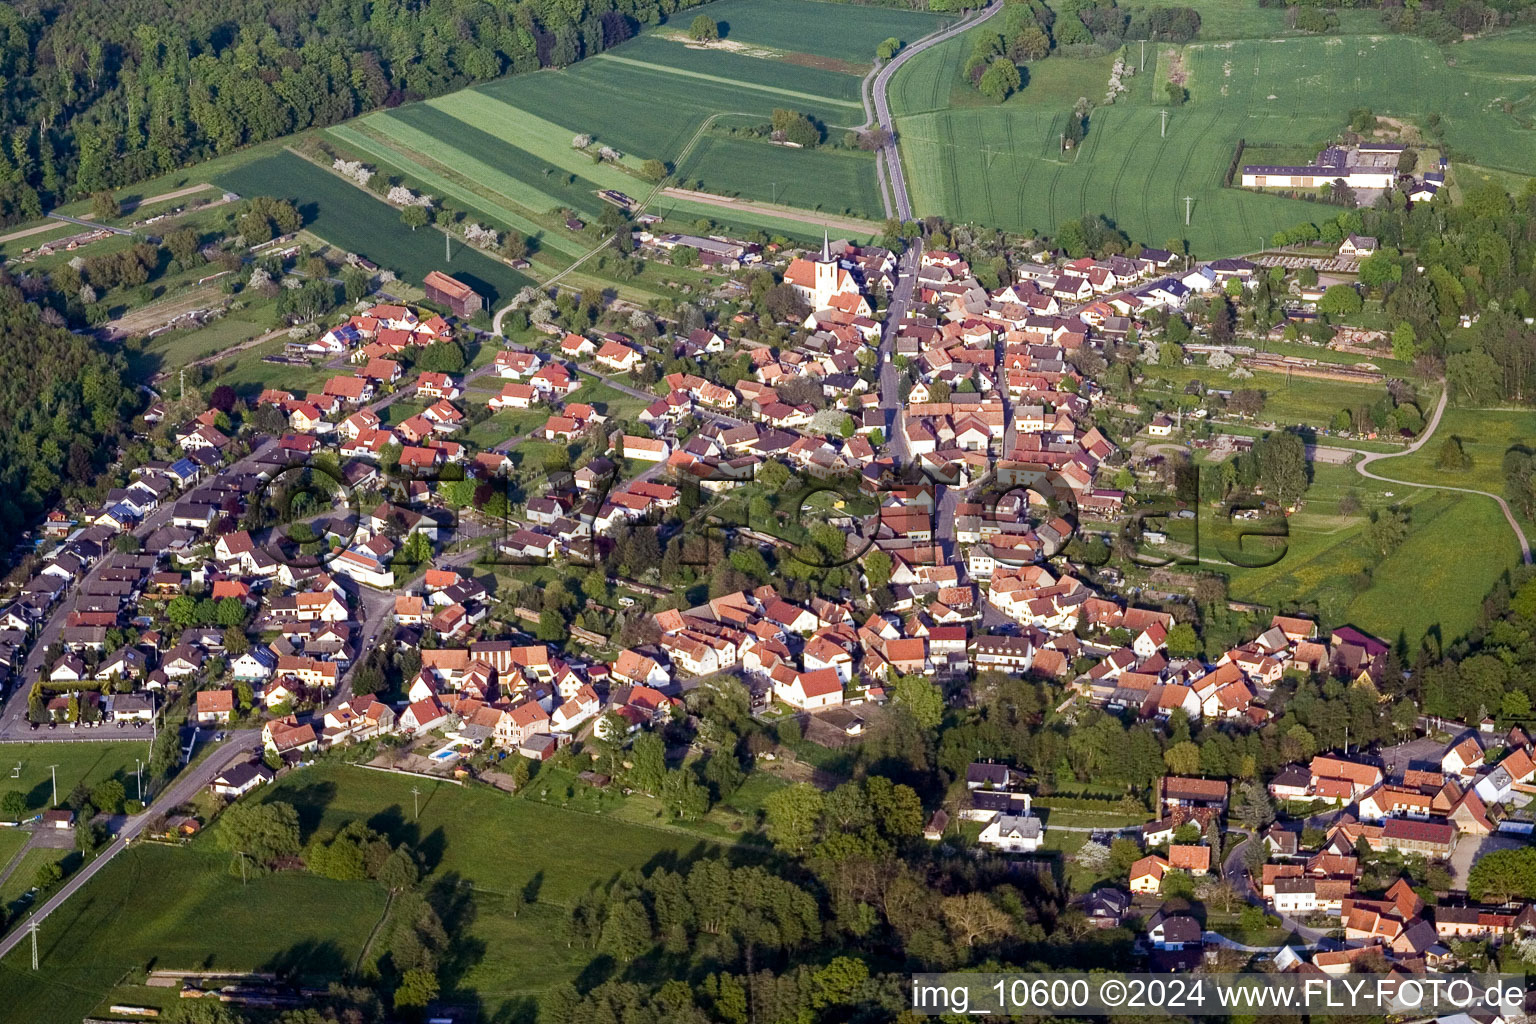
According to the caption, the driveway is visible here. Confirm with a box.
[1449,832,1525,888]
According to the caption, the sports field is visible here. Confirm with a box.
[215,151,533,309]
[891,29,1536,255]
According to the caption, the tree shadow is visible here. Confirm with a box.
[488,996,539,1024]
[429,872,485,990]
[573,952,616,991]
[367,803,412,847]
[522,870,544,905]
[417,825,448,875]
[261,938,349,981]
[283,779,338,840]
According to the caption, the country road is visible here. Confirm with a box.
[867,2,1004,220]
[1354,387,1533,564]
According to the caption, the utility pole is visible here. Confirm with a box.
[1183,196,1195,226]
[134,759,143,804]
[1059,132,1065,154]
[445,231,451,263]
[178,366,186,402]
[1140,39,1145,72]
[46,765,57,808]
[1160,109,1168,138]
[29,917,38,970]
[411,785,421,820]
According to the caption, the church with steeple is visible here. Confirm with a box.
[783,229,863,312]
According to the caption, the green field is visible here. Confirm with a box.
[1195,462,1521,649]
[0,765,744,1023]
[688,0,949,60]
[891,29,1536,255]
[1142,365,1416,432]
[678,135,883,216]
[214,151,533,309]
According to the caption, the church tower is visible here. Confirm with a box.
[813,228,838,308]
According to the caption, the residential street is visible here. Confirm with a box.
[0,437,277,740]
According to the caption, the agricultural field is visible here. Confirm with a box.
[891,28,1536,255]
[214,151,533,310]
[0,765,745,1023]
[684,0,950,60]
[1190,462,1520,650]
[677,135,884,217]
[319,0,910,238]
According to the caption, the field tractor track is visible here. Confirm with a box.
[1139,120,1177,242]
[1109,111,1159,233]
[1004,116,1027,228]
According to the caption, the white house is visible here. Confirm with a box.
[978,811,1045,853]
[773,668,843,710]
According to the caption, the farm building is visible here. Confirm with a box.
[423,271,484,318]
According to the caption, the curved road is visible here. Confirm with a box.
[1221,832,1334,946]
[868,2,1005,220]
[1354,387,1532,564]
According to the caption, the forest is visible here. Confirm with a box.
[0,288,134,556]
[0,0,729,223]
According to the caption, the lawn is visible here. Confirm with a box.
[200,337,334,398]
[0,763,748,1023]
[0,847,75,920]
[0,843,387,1024]
[890,30,1536,256]
[214,150,533,309]
[462,407,548,449]
[0,742,151,814]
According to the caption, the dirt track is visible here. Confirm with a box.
[659,187,881,236]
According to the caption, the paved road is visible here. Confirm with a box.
[868,3,1004,221]
[0,729,261,961]
[1355,387,1532,564]
[1221,831,1333,944]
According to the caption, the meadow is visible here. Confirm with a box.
[1370,407,1536,497]
[890,28,1536,255]
[0,764,745,1023]
[1194,462,1520,649]
[214,151,533,310]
